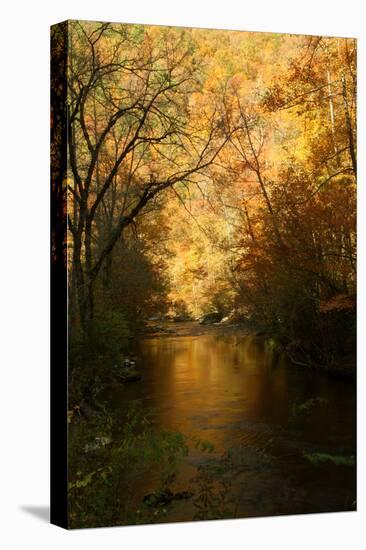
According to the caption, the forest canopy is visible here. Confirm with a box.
[57,21,356,369]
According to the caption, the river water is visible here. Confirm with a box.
[106,322,356,520]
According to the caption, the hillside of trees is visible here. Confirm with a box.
[58,22,356,377]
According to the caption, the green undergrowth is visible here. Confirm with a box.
[304,453,355,467]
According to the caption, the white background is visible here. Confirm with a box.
[0,0,364,548]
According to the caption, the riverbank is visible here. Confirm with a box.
[140,319,252,338]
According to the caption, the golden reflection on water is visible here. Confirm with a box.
[107,327,355,518]
[134,333,291,450]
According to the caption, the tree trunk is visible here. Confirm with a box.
[341,75,357,175]
[326,69,338,155]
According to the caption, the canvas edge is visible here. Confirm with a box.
[50,20,69,530]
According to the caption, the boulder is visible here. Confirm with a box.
[220,315,230,324]
[124,358,136,367]
[199,312,222,325]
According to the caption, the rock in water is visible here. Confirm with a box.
[124,358,136,367]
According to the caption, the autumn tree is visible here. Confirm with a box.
[65,23,356,369]
[67,21,228,337]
